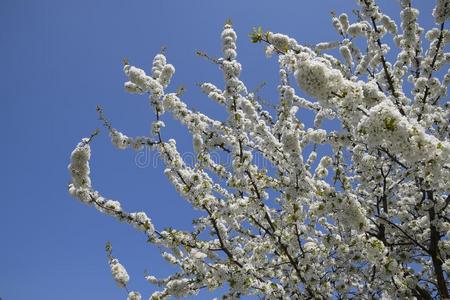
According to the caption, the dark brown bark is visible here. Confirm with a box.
[427,191,449,298]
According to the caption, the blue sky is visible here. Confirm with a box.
[1,1,437,299]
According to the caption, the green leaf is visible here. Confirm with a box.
[249,26,264,43]
[384,117,396,131]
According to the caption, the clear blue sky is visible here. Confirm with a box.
[0,1,437,299]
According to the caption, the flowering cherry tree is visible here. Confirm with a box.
[68,0,450,298]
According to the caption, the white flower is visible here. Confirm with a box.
[268,33,290,51]
[303,241,317,253]
[162,252,178,264]
[366,237,385,262]
[110,130,130,150]
[104,200,122,212]
[222,24,237,60]
[315,41,339,52]
[192,133,203,153]
[145,275,159,284]
[190,248,207,260]
[152,120,165,135]
[265,45,275,58]
[306,128,327,144]
[130,211,155,233]
[109,258,129,288]
[127,291,141,300]
[166,278,190,298]
[68,141,91,189]
[433,0,450,24]
[339,13,349,32]
[124,81,143,94]
[347,22,369,37]
[339,45,353,66]
[295,57,344,102]
[332,16,343,35]
[152,53,166,78]
[158,64,175,88]
[381,15,397,34]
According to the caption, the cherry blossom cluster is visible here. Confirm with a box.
[69,1,450,298]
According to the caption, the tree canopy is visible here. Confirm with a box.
[69,0,450,298]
